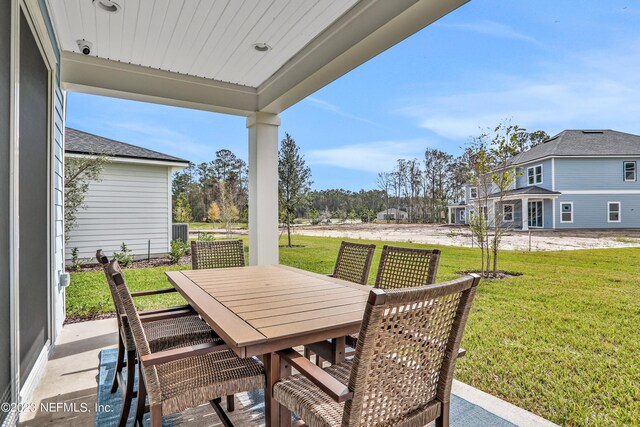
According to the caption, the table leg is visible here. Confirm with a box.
[264,352,292,427]
[330,337,346,365]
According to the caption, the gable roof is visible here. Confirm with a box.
[509,130,640,165]
[65,128,189,165]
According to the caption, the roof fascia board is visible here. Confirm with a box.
[512,154,640,165]
[66,152,189,168]
[257,0,468,113]
[60,52,257,116]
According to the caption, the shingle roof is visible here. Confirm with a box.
[509,130,640,165]
[65,128,189,164]
[488,186,561,199]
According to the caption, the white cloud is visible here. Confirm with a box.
[103,122,214,162]
[399,41,640,140]
[305,97,386,128]
[438,20,540,45]
[306,140,428,173]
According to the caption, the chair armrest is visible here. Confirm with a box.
[277,348,353,403]
[140,342,229,367]
[139,305,194,317]
[138,308,195,323]
[131,288,177,297]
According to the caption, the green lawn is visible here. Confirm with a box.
[67,235,640,426]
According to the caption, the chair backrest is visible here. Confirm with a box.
[96,249,126,320]
[106,259,152,358]
[343,274,481,427]
[332,241,376,285]
[374,245,440,289]
[191,240,245,270]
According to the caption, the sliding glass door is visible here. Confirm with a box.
[528,200,543,228]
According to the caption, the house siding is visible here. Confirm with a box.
[554,194,640,228]
[515,159,553,190]
[555,157,640,190]
[53,87,64,338]
[65,162,172,260]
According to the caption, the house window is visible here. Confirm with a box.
[470,187,478,198]
[560,202,573,223]
[503,204,514,222]
[527,164,543,185]
[624,161,636,181]
[608,202,621,223]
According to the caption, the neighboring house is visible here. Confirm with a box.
[448,129,640,230]
[65,128,189,261]
[376,208,409,221]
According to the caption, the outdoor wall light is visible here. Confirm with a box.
[252,43,272,52]
[93,0,121,13]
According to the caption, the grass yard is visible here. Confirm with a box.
[67,235,640,426]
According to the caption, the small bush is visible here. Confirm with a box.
[69,248,82,271]
[198,232,215,241]
[113,242,134,267]
[168,239,190,264]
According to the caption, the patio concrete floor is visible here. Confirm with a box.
[19,318,558,427]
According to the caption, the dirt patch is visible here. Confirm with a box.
[293,223,640,251]
[68,256,191,273]
[457,270,523,280]
[64,312,116,325]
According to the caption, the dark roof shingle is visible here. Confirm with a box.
[65,128,189,164]
[509,129,640,165]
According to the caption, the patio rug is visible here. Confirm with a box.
[97,348,517,427]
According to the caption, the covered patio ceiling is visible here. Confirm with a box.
[50,0,468,115]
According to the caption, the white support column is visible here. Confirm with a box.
[522,197,529,231]
[247,112,280,265]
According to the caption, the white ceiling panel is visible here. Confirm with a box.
[49,0,360,88]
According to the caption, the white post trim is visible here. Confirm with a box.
[521,197,529,231]
[552,198,556,229]
[9,0,21,408]
[247,112,280,265]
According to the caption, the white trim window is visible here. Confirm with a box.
[527,164,543,185]
[560,202,573,223]
[623,161,636,182]
[608,202,621,223]
[503,204,514,222]
[469,187,478,199]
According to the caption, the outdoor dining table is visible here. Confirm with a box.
[165,264,371,427]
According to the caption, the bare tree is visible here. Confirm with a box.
[377,172,392,222]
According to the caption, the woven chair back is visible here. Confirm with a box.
[343,274,481,427]
[191,240,245,270]
[332,241,376,285]
[106,259,153,357]
[96,249,126,321]
[374,245,440,289]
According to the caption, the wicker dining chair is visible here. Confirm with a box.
[107,259,265,427]
[305,241,376,365]
[375,245,441,289]
[330,241,376,285]
[191,239,245,270]
[96,250,220,427]
[274,274,481,427]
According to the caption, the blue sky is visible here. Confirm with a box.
[66,0,640,191]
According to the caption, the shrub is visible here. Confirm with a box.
[168,239,190,264]
[69,248,82,271]
[113,242,134,267]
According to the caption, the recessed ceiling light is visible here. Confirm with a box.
[252,43,271,52]
[93,0,121,13]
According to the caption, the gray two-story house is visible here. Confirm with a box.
[448,129,640,230]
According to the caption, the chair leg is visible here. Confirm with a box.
[150,404,163,427]
[135,361,147,427]
[111,333,125,393]
[436,401,450,427]
[316,355,323,367]
[304,347,311,359]
[118,350,136,427]
[226,394,235,412]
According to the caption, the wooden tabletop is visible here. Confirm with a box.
[166,265,371,357]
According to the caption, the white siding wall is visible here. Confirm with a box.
[65,161,171,261]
